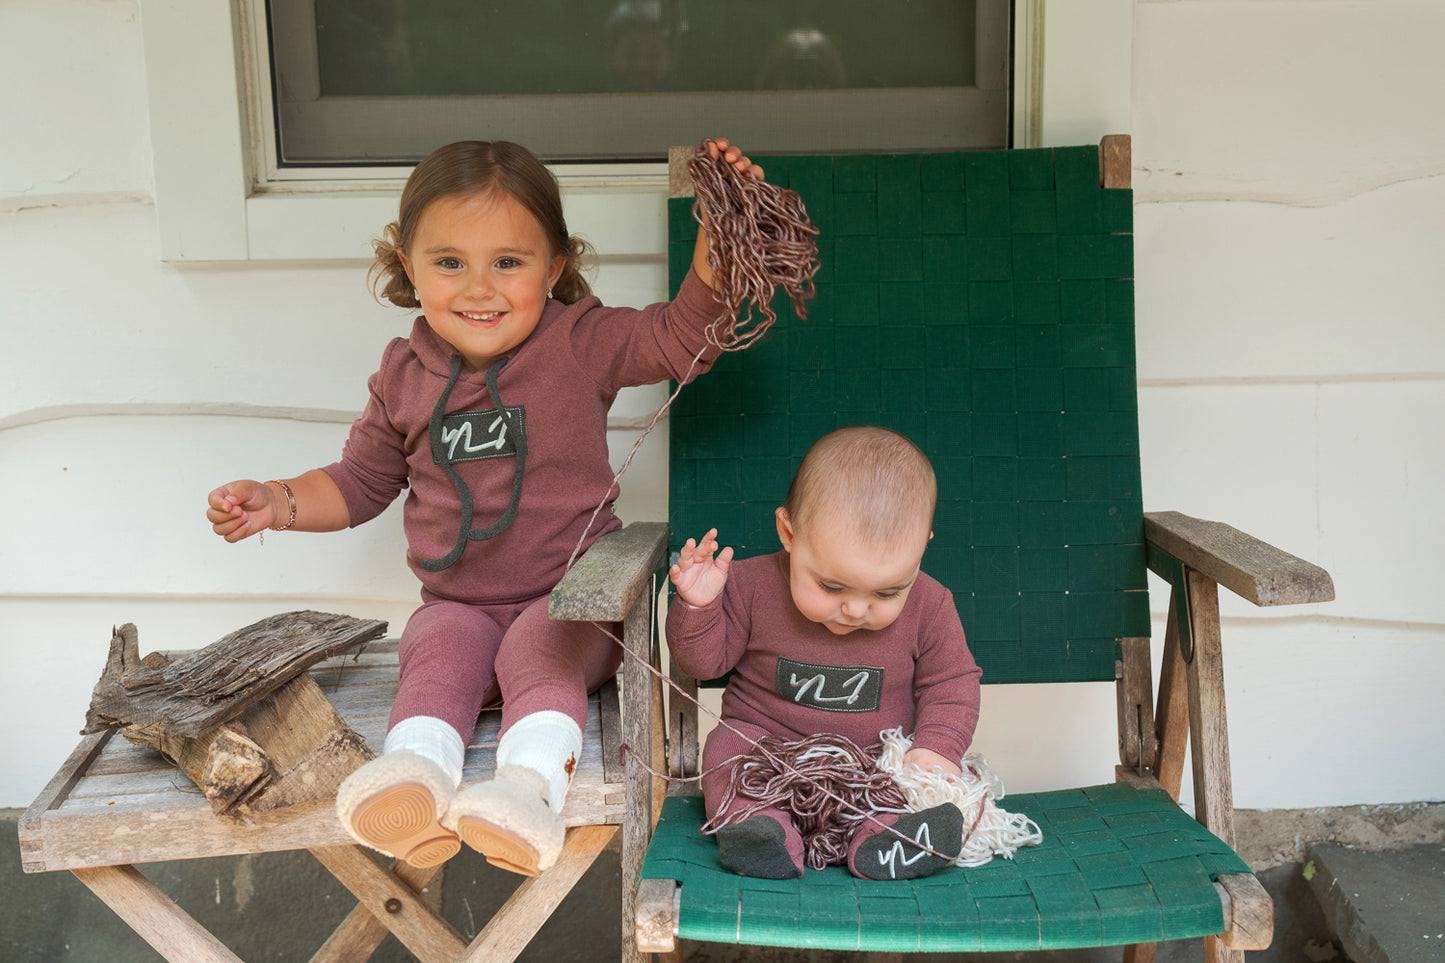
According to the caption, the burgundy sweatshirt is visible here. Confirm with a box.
[666,552,983,763]
[322,268,726,605]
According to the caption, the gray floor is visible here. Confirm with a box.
[1305,842,1445,963]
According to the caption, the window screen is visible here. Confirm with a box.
[265,0,1011,165]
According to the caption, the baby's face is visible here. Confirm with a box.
[778,511,928,635]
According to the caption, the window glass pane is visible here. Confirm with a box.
[268,0,1009,165]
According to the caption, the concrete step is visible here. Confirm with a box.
[1307,843,1445,963]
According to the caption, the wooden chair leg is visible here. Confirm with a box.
[1123,943,1159,963]
[72,864,242,963]
[1203,936,1244,963]
[621,588,657,963]
[1183,571,1237,849]
[1154,588,1190,800]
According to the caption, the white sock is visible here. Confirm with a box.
[496,710,583,814]
[383,716,466,789]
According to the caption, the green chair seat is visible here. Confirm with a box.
[641,783,1251,953]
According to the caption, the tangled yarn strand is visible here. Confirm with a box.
[702,733,912,871]
[876,728,1044,868]
[688,143,820,353]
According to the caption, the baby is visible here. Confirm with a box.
[667,425,983,880]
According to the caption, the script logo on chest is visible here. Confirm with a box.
[432,406,527,465]
[775,657,884,713]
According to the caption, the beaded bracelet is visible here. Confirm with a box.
[268,479,297,531]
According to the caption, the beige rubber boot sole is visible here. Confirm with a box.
[454,814,543,876]
[349,781,461,868]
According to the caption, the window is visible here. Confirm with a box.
[260,0,1010,170]
[144,1,1130,262]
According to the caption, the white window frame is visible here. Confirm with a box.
[140,0,1128,262]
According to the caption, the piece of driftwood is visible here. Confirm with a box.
[122,658,375,816]
[80,612,385,817]
[83,611,387,737]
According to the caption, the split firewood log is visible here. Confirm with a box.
[81,611,386,817]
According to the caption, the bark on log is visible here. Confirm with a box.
[81,612,385,817]
[83,611,386,737]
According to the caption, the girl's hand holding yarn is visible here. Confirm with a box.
[703,137,765,182]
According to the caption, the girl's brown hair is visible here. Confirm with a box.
[369,140,594,308]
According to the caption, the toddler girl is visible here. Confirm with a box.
[207,137,763,875]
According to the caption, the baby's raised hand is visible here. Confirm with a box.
[704,138,765,182]
[669,528,734,607]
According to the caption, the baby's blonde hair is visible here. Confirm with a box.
[782,426,936,551]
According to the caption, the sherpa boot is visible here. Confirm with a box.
[445,764,564,876]
[335,716,466,868]
[335,749,460,867]
[444,710,582,876]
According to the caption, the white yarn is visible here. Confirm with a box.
[875,728,1043,868]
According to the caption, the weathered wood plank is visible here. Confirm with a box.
[636,877,680,953]
[620,592,658,963]
[86,744,174,777]
[1184,572,1237,851]
[1154,590,1191,801]
[1101,134,1132,190]
[1216,873,1273,950]
[549,522,667,622]
[1113,766,1164,792]
[669,661,700,780]
[1144,511,1334,607]
[1115,637,1156,771]
[19,731,114,872]
[61,768,202,801]
[83,612,387,737]
[72,864,243,963]
[669,146,696,199]
[600,675,625,785]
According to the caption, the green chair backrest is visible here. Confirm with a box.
[668,147,1149,685]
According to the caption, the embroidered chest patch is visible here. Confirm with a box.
[433,406,526,465]
[775,657,884,712]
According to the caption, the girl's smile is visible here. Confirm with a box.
[398,190,565,371]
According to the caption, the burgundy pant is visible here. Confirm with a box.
[388,592,622,740]
[702,719,904,876]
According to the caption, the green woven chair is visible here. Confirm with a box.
[629,137,1335,961]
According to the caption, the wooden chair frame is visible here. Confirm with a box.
[20,522,670,963]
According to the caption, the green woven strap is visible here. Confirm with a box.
[641,783,1250,952]
[667,146,1150,686]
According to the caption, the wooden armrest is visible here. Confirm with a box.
[548,522,668,622]
[1144,510,1334,607]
